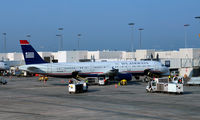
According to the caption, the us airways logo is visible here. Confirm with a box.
[25,52,34,58]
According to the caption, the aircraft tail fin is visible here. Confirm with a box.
[20,40,47,65]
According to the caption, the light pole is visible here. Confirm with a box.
[2,33,7,52]
[56,34,63,51]
[57,27,64,51]
[195,16,200,38]
[128,23,135,52]
[58,28,64,31]
[26,34,31,43]
[195,16,200,20]
[184,24,190,48]
[77,34,81,50]
[138,28,144,49]
[2,33,6,60]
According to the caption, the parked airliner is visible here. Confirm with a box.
[0,62,9,71]
[19,40,169,80]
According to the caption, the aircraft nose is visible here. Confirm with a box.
[4,64,9,70]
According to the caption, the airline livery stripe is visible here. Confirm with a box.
[79,72,104,74]
[42,72,104,76]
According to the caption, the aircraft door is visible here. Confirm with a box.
[47,64,52,73]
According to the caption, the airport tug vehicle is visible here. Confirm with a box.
[146,77,183,94]
[119,79,127,85]
[68,76,88,94]
[0,77,7,85]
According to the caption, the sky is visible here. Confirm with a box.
[0,0,200,52]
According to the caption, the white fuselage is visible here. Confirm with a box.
[19,60,169,77]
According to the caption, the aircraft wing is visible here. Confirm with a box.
[101,68,119,76]
[101,68,132,81]
[27,66,45,73]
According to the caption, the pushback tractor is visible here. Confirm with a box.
[68,78,88,94]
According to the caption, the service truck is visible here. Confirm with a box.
[146,77,183,94]
[68,79,88,94]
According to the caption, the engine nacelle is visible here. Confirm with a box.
[116,73,132,81]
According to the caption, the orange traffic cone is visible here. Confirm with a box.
[115,84,117,88]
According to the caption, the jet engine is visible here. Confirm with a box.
[115,73,132,81]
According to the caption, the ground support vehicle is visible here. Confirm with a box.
[98,77,109,86]
[0,77,7,85]
[146,78,183,94]
[68,79,88,94]
[119,79,127,85]
[186,77,200,86]
[85,77,99,85]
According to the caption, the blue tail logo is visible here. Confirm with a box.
[20,40,47,65]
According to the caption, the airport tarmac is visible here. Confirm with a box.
[0,76,200,120]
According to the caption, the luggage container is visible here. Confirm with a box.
[85,77,99,85]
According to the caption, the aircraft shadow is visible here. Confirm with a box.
[183,91,193,95]
[51,83,68,86]
[127,81,142,85]
[87,89,99,93]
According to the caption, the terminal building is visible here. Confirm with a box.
[1,48,200,77]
